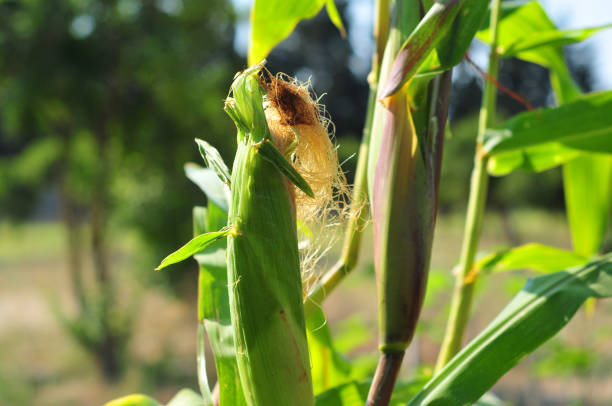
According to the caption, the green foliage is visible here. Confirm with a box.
[532,339,597,378]
[477,243,588,274]
[314,378,427,406]
[184,164,231,213]
[166,389,209,406]
[563,155,612,256]
[248,0,343,64]
[380,0,487,97]
[257,139,314,197]
[103,389,207,406]
[484,91,612,174]
[193,204,246,406]
[156,229,231,271]
[408,255,612,406]
[195,139,232,186]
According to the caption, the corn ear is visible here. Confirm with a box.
[224,63,314,406]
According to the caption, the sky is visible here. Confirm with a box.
[231,0,612,90]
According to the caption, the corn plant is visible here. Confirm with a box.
[107,1,612,405]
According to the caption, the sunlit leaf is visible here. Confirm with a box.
[249,0,344,65]
[103,394,162,406]
[417,0,489,77]
[406,254,612,405]
[195,138,231,185]
[476,1,611,103]
[563,154,612,257]
[380,0,465,98]
[314,377,427,406]
[477,243,587,274]
[166,389,208,406]
[156,229,231,270]
[325,0,346,38]
[487,143,582,176]
[257,139,314,197]
[193,206,247,405]
[478,2,611,59]
[185,163,230,213]
[483,90,612,157]
[307,308,352,394]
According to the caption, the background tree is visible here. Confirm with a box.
[0,0,239,380]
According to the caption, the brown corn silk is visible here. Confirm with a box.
[263,74,349,292]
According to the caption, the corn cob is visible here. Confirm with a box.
[224,63,314,406]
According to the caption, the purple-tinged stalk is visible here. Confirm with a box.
[367,72,451,405]
[365,0,462,403]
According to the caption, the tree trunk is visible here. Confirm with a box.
[59,183,86,312]
[90,117,123,381]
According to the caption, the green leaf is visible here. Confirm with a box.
[314,380,369,406]
[325,0,346,38]
[248,0,326,65]
[193,206,247,406]
[185,163,230,213]
[195,138,231,185]
[307,308,352,395]
[166,389,208,406]
[257,139,314,197]
[483,90,612,157]
[156,229,231,270]
[478,2,611,59]
[314,377,427,406]
[417,0,489,76]
[487,143,582,176]
[476,1,611,104]
[500,25,612,57]
[380,0,466,98]
[563,154,612,257]
[477,243,588,274]
[406,254,612,406]
[103,394,162,406]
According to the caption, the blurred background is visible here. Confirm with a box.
[1,0,612,405]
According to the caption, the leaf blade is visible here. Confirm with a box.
[257,139,314,197]
[483,90,612,156]
[477,243,588,274]
[406,254,612,406]
[156,229,231,270]
[248,0,326,65]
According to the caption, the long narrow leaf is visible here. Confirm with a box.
[380,0,463,98]
[248,0,343,65]
[195,138,231,185]
[185,163,230,213]
[103,394,162,406]
[563,155,612,257]
[477,2,611,59]
[257,138,314,197]
[417,0,489,76]
[307,308,352,394]
[477,243,587,274]
[483,90,612,157]
[156,229,231,270]
[193,205,247,405]
[406,254,612,406]
[166,389,208,406]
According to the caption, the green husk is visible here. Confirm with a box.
[224,63,314,406]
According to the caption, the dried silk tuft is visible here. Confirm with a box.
[262,73,351,293]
